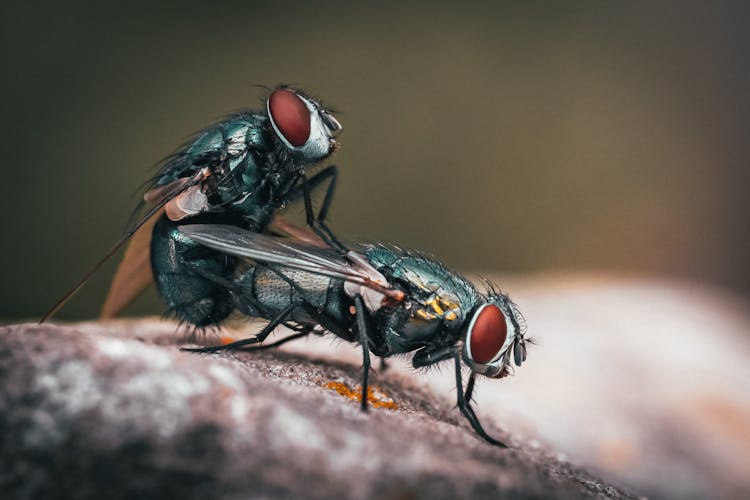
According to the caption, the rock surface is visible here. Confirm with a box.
[0,320,634,499]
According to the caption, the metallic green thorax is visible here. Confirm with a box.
[363,245,480,354]
[153,113,295,230]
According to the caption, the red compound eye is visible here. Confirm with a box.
[268,89,311,147]
[469,305,507,364]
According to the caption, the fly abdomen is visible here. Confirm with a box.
[234,265,350,329]
[151,216,236,326]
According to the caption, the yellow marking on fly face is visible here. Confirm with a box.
[445,311,457,321]
[323,381,398,410]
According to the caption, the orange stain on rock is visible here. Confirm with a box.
[323,381,398,410]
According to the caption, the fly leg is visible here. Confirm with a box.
[268,265,357,343]
[412,346,454,368]
[301,169,348,253]
[303,166,344,252]
[283,166,348,253]
[266,268,372,411]
[296,300,372,411]
[354,295,372,412]
[181,303,298,353]
[234,331,311,352]
[453,352,508,447]
[464,372,476,402]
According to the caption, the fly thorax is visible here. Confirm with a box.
[223,121,251,169]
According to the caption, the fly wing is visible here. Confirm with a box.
[179,224,401,299]
[99,207,161,319]
[40,168,211,323]
[268,215,327,247]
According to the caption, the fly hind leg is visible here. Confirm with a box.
[181,303,298,353]
[151,215,235,327]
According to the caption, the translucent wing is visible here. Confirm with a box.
[179,224,403,301]
[268,215,327,247]
[42,111,255,322]
[99,207,161,319]
[40,168,211,322]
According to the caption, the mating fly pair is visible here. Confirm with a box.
[42,85,528,447]
[42,85,343,325]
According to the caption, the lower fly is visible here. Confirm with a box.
[41,85,344,324]
[178,223,528,447]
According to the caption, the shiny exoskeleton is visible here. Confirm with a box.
[179,224,528,447]
[40,86,343,324]
[149,87,343,326]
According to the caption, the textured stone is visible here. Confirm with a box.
[0,321,635,499]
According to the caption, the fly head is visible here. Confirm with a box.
[461,293,527,378]
[267,86,342,164]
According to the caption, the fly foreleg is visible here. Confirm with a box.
[301,171,347,253]
[464,372,477,403]
[453,352,508,447]
[305,165,344,252]
[284,166,348,253]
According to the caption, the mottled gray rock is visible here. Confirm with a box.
[0,321,636,499]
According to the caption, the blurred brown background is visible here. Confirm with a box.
[2,0,749,319]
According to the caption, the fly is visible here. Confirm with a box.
[178,223,528,447]
[41,85,344,324]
